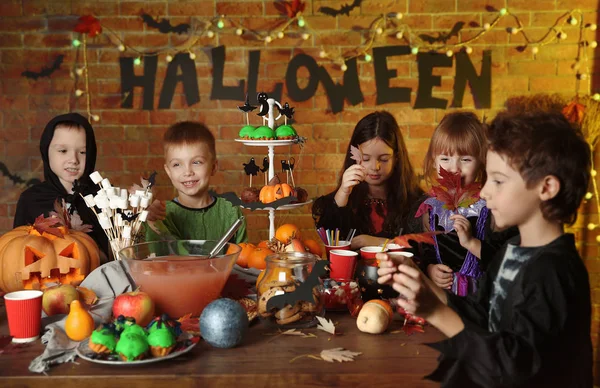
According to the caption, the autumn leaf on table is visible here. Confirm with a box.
[430,166,480,211]
[32,214,64,238]
[281,329,316,338]
[320,348,362,362]
[350,145,363,164]
[562,98,585,125]
[178,313,200,336]
[316,316,336,335]
[274,0,306,18]
[393,231,442,247]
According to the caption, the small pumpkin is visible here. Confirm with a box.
[64,300,95,341]
[356,300,394,334]
[0,221,101,293]
[259,183,295,203]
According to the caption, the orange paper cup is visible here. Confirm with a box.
[4,290,43,343]
[329,249,358,281]
[324,240,351,260]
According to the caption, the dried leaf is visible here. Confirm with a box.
[320,348,361,363]
[316,316,336,335]
[393,231,441,247]
[70,211,93,233]
[281,329,316,338]
[32,214,63,238]
[50,199,69,228]
[77,287,98,306]
[350,145,362,164]
[430,167,480,211]
[178,313,200,336]
[562,99,586,125]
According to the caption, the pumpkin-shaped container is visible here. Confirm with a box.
[0,225,100,292]
[257,252,325,328]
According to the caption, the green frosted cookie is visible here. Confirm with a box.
[89,326,117,352]
[116,332,149,361]
[147,328,176,348]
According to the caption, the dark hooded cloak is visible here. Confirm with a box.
[13,113,109,257]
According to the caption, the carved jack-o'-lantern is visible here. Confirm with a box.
[0,225,100,292]
[259,183,295,203]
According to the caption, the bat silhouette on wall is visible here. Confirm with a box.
[266,260,329,311]
[419,22,464,44]
[140,13,190,34]
[21,55,64,80]
[0,161,41,186]
[318,0,362,17]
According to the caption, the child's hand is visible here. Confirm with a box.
[392,264,444,319]
[449,214,475,250]
[334,165,367,207]
[427,264,453,289]
[377,252,417,285]
[350,234,381,250]
[147,200,167,221]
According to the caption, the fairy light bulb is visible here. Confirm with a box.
[590,41,598,48]
[166,55,173,63]
[593,93,600,101]
[590,24,597,31]
[319,50,327,58]
[341,63,348,72]
[596,235,600,243]
[376,27,383,35]
[92,114,100,122]
[569,17,578,26]
[559,32,567,40]
[72,39,81,47]
[118,44,125,52]
[591,170,597,177]
[411,46,419,55]
[364,54,372,62]
[189,52,196,60]
[301,33,310,40]
[265,35,272,43]
[298,17,305,27]
[509,27,519,35]
[395,12,403,20]
[75,68,84,76]
[236,28,243,36]
[277,31,284,39]
[531,46,539,54]
[217,19,225,29]
[483,23,491,30]
[207,30,215,38]
[585,192,593,200]
[133,57,141,66]
[580,73,588,80]
[396,31,403,39]
[499,8,507,15]
[75,89,83,97]
[588,223,597,231]
[465,46,473,54]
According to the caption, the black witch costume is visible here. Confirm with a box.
[13,113,109,258]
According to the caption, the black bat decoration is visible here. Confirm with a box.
[0,161,41,186]
[419,22,465,44]
[318,0,362,17]
[257,92,269,116]
[277,102,295,120]
[118,210,138,222]
[281,160,290,172]
[288,157,295,172]
[146,171,158,188]
[215,190,297,211]
[243,157,260,176]
[266,260,329,311]
[238,94,257,113]
[21,55,64,80]
[140,13,190,34]
[260,157,269,173]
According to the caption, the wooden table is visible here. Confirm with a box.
[0,303,445,387]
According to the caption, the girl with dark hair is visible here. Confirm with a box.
[312,111,424,249]
[13,113,109,258]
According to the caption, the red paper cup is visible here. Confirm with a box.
[324,240,351,261]
[385,243,404,252]
[4,290,43,343]
[329,249,358,281]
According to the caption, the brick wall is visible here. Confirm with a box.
[1,0,599,375]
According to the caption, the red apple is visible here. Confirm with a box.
[285,238,307,253]
[42,284,80,316]
[112,291,155,326]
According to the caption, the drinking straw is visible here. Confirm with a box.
[348,228,357,242]
[381,239,390,252]
[335,229,340,246]
[344,229,352,242]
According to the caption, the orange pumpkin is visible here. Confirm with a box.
[259,183,295,204]
[0,225,101,293]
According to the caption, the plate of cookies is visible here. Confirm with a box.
[76,315,198,365]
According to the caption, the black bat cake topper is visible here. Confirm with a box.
[319,0,362,17]
[243,158,260,176]
[277,102,295,120]
[238,94,257,113]
[21,55,64,80]
[419,21,464,44]
[257,92,269,116]
[140,13,190,34]
[266,260,330,311]
[260,157,269,173]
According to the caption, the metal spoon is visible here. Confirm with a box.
[208,216,245,258]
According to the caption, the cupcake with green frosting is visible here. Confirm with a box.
[121,323,147,337]
[88,324,117,354]
[116,332,149,361]
[250,125,276,140]
[147,327,177,357]
[238,125,255,139]
[275,125,297,140]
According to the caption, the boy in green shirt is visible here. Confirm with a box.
[145,121,247,244]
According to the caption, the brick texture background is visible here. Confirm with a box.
[1,0,600,377]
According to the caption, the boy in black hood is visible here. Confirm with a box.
[13,112,109,258]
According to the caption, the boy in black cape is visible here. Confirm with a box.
[378,111,593,387]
